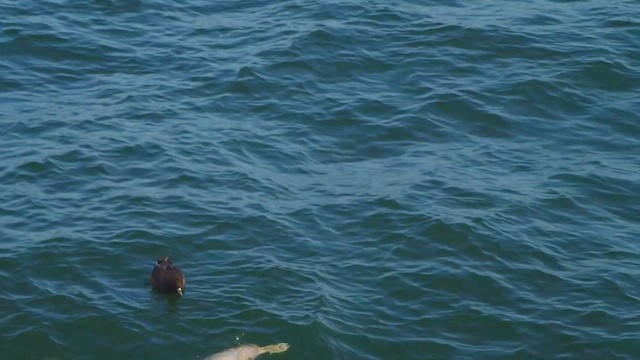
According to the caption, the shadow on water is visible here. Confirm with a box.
[149,289,183,310]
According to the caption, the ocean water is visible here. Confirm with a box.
[1,0,639,359]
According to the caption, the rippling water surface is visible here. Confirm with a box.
[1,1,639,359]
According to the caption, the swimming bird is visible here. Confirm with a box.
[205,343,289,360]
[150,256,185,296]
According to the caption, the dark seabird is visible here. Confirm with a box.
[150,256,185,296]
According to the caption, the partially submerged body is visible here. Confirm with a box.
[150,256,185,295]
[205,343,289,360]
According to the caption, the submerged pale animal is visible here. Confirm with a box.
[205,343,289,360]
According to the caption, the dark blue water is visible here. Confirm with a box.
[1,1,639,359]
